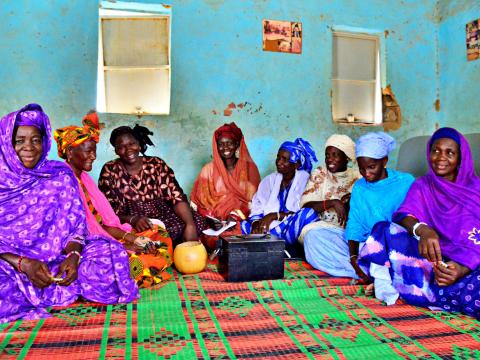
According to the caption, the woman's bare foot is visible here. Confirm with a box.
[365,283,374,296]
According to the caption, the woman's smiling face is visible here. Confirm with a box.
[325,146,348,173]
[114,133,141,165]
[13,125,43,169]
[217,136,238,160]
[429,138,460,182]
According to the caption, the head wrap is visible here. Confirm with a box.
[325,134,356,161]
[430,127,461,148]
[0,103,70,193]
[7,104,51,173]
[110,124,154,155]
[279,138,318,173]
[53,112,101,159]
[214,122,243,143]
[15,108,46,135]
[355,132,396,159]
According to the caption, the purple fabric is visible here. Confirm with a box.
[0,104,138,324]
[359,221,480,319]
[394,128,480,270]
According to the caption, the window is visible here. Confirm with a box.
[97,2,171,115]
[332,31,382,124]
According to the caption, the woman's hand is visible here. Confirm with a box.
[55,254,80,286]
[21,258,54,288]
[417,225,442,263]
[328,199,348,227]
[143,241,158,254]
[131,216,152,233]
[252,213,277,234]
[340,193,351,204]
[433,260,470,287]
[206,216,224,231]
[183,223,198,242]
[350,256,372,284]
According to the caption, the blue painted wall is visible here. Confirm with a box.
[0,0,452,193]
[438,1,480,131]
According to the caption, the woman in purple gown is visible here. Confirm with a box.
[359,128,480,319]
[0,104,138,324]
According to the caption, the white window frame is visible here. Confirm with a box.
[97,2,172,115]
[331,30,383,125]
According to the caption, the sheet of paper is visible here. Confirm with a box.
[202,221,236,236]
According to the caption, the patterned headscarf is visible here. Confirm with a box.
[355,132,396,159]
[325,134,356,161]
[279,138,318,173]
[214,122,243,143]
[53,112,101,159]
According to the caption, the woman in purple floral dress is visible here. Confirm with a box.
[0,104,138,324]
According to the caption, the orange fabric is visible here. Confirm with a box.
[53,112,102,159]
[191,129,260,220]
[122,225,173,288]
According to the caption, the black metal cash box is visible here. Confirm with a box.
[217,234,285,282]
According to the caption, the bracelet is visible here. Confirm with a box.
[277,212,280,221]
[18,256,24,273]
[412,222,428,240]
[66,250,82,263]
[122,232,130,241]
[350,254,358,259]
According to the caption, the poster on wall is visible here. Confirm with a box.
[466,19,479,61]
[262,20,302,54]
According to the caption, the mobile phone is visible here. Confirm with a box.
[206,215,223,224]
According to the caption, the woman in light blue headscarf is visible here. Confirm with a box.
[241,138,318,255]
[346,132,414,294]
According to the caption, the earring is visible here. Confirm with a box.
[235,148,240,158]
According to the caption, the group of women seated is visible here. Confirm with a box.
[0,103,478,324]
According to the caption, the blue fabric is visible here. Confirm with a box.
[430,127,460,147]
[279,138,317,173]
[355,132,396,159]
[359,221,480,319]
[271,207,318,244]
[345,169,414,242]
[277,183,291,213]
[241,207,318,245]
[304,226,358,278]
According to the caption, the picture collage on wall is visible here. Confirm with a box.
[466,18,479,61]
[262,20,302,54]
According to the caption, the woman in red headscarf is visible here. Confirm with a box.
[191,123,260,226]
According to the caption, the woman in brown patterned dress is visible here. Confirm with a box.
[98,125,206,245]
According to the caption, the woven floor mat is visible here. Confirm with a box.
[1,261,479,359]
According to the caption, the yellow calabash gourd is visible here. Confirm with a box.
[173,241,208,274]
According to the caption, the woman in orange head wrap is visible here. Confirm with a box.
[54,113,173,288]
[191,122,260,224]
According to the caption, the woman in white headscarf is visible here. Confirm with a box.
[301,134,361,277]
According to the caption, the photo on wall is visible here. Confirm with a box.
[262,20,302,54]
[466,18,479,61]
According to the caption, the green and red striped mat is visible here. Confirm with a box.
[1,261,479,359]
